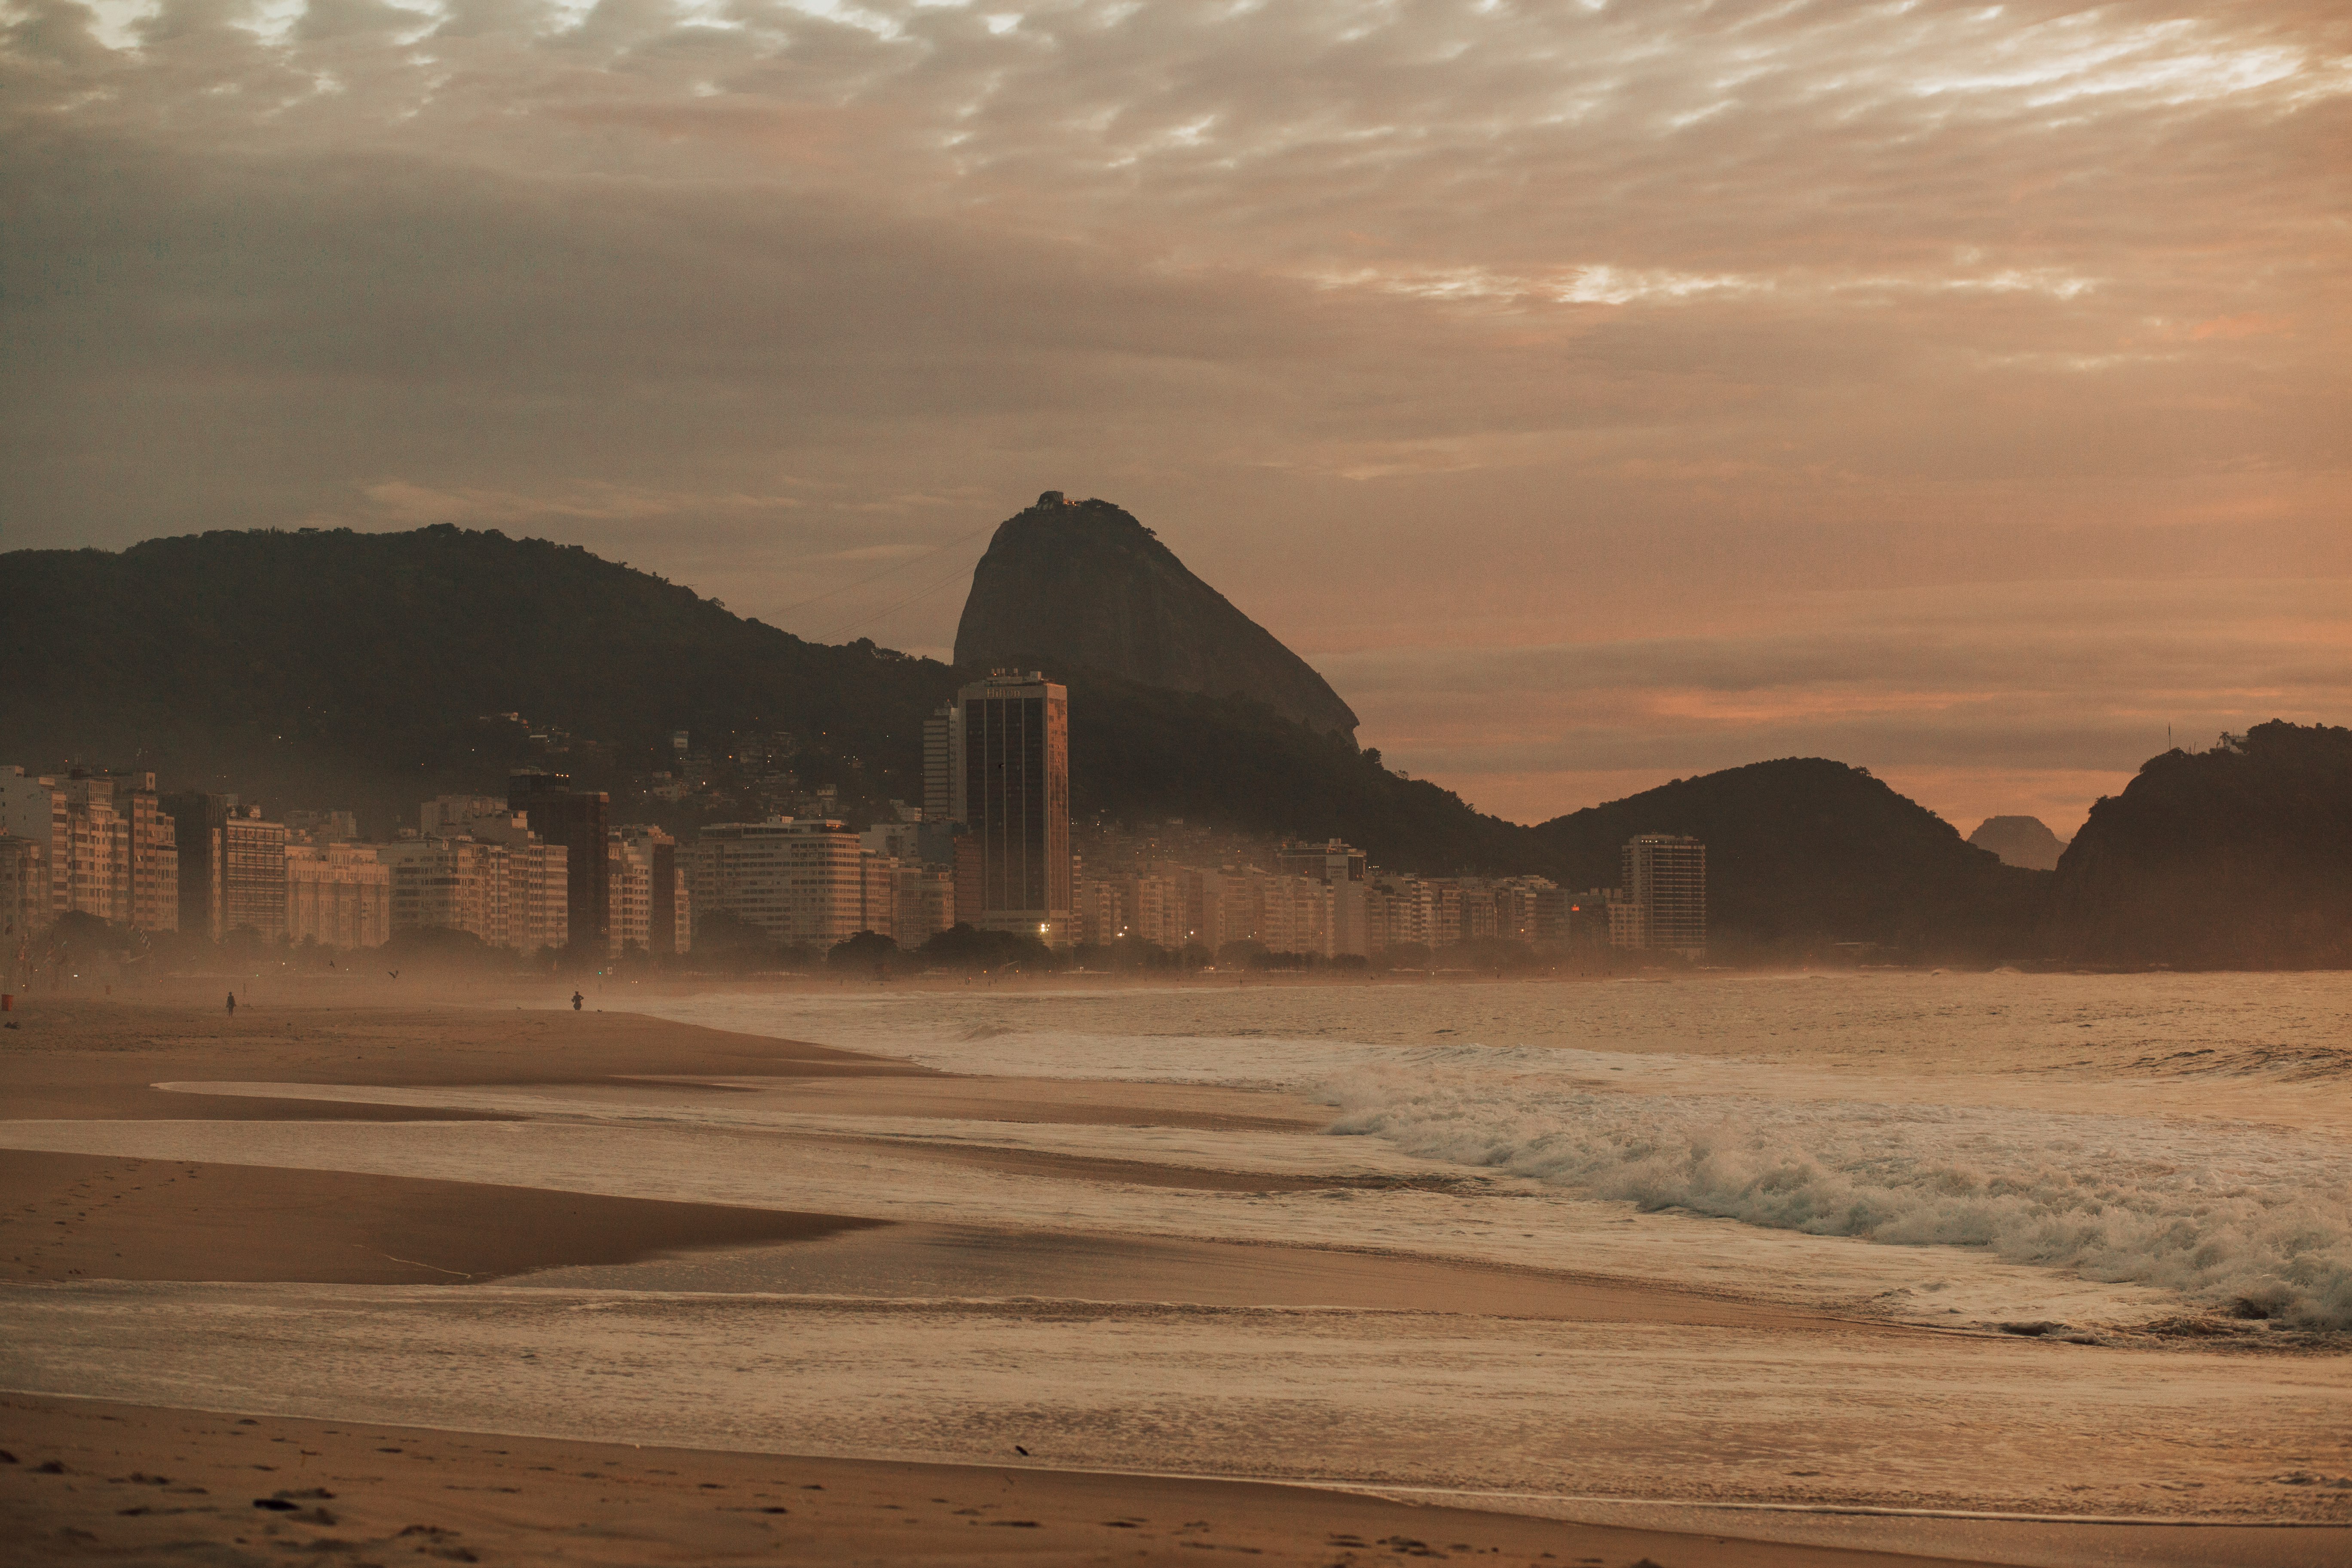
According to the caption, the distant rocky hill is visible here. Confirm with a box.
[1968,815,2067,870]
[954,493,1360,740]
[1528,760,2046,958]
[0,524,953,830]
[0,524,1466,855]
[0,521,2124,959]
[2046,722,2352,968]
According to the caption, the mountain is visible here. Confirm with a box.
[954,493,1361,740]
[1968,815,2068,871]
[2045,722,2352,968]
[0,524,952,830]
[1527,760,2047,958]
[1066,669,1526,873]
[3,522,2067,959]
[0,524,1488,858]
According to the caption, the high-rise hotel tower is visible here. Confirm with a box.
[1619,833,1707,956]
[944,671,1072,946]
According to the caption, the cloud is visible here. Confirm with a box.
[1,0,2345,827]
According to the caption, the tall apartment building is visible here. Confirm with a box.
[953,672,1072,945]
[0,768,69,919]
[1,834,48,946]
[686,819,866,946]
[161,792,295,943]
[35,772,180,933]
[161,790,232,938]
[897,864,956,946]
[381,836,568,952]
[1618,834,1706,955]
[609,826,690,957]
[222,808,288,942]
[285,843,392,949]
[858,851,900,942]
[921,704,964,825]
[1276,840,1369,956]
[509,771,609,951]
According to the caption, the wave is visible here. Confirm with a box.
[1327,1065,2352,1327]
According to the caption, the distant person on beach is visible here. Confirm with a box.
[571,991,583,1011]
[225,992,236,1016]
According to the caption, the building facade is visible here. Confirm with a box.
[22,772,181,933]
[161,791,233,939]
[1276,839,1369,956]
[1,834,47,952]
[382,836,568,952]
[954,672,1072,945]
[285,843,392,949]
[221,809,288,942]
[897,864,955,946]
[0,769,69,920]
[686,819,866,947]
[509,771,609,952]
[922,704,965,825]
[610,826,690,957]
[1618,834,1706,955]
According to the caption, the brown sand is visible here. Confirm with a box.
[4,993,2231,1565]
[1,1149,885,1284]
[0,1393,2003,1568]
[1,1148,1842,1331]
[0,998,928,1122]
[0,995,1343,1130]
[790,1130,1476,1193]
[560,1221,1883,1331]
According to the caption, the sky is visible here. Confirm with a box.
[4,0,2347,833]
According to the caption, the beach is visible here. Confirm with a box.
[3,976,2349,1566]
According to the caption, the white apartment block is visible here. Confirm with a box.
[285,843,392,949]
[686,819,866,947]
[381,836,567,952]
[609,828,690,957]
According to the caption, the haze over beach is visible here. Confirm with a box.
[6,1,2352,1565]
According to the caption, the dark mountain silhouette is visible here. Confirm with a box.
[1968,815,2068,871]
[955,493,1360,740]
[1528,760,2047,957]
[0,524,951,827]
[0,524,1474,856]
[5,522,2071,958]
[2046,722,2352,968]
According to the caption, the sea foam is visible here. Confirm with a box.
[1328,1052,2352,1326]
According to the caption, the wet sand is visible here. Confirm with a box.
[1,1150,882,1285]
[3,1392,2013,1568]
[4,991,2349,1566]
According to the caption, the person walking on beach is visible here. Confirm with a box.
[225,992,236,1017]
[571,990,583,1011]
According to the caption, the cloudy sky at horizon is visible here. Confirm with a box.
[5,0,2346,831]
